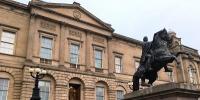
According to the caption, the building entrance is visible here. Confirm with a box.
[69,84,81,100]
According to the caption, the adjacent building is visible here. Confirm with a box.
[0,0,199,100]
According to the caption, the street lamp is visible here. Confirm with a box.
[29,68,47,100]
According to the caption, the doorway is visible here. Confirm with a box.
[69,84,81,100]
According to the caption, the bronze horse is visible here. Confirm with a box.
[132,29,187,91]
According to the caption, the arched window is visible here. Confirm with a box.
[96,81,108,100]
[39,75,55,100]
[188,65,197,84]
[0,72,14,100]
[116,86,126,100]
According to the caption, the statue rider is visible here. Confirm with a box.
[140,36,152,86]
[140,36,172,86]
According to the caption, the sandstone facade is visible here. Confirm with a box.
[0,0,199,100]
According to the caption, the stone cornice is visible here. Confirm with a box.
[0,0,28,10]
[30,1,114,32]
[24,61,116,79]
[30,3,113,32]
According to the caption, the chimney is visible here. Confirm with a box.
[73,2,80,6]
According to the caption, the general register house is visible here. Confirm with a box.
[0,0,199,100]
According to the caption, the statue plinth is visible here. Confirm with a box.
[124,83,200,100]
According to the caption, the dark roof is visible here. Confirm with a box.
[112,33,143,45]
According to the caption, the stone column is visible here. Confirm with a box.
[85,31,92,71]
[176,55,186,83]
[59,25,66,66]
[107,37,114,74]
[26,15,36,62]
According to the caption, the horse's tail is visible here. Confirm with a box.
[132,74,140,91]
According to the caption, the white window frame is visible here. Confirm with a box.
[116,90,124,100]
[0,78,9,100]
[39,80,51,100]
[115,56,122,73]
[40,36,53,59]
[94,49,103,69]
[0,26,17,55]
[69,43,80,65]
[39,33,55,64]
[96,86,105,100]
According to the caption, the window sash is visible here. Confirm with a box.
[0,31,15,54]
[0,79,9,100]
[95,50,102,68]
[39,81,50,100]
[96,87,104,100]
[1,31,15,43]
[117,90,124,100]
[115,57,122,73]
[95,50,102,59]
[40,36,53,59]
[95,59,102,68]
[70,44,79,64]
[115,65,122,73]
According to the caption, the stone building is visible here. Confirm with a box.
[0,0,199,100]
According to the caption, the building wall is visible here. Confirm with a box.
[0,0,199,100]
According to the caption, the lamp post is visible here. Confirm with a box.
[29,68,47,100]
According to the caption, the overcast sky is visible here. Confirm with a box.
[16,0,200,52]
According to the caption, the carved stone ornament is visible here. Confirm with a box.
[93,36,104,44]
[40,20,56,31]
[73,10,81,19]
[69,29,82,38]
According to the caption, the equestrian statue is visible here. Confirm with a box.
[132,28,189,91]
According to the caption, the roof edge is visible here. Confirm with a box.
[0,0,28,9]
[30,1,114,32]
[112,33,143,45]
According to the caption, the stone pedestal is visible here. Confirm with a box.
[124,83,200,100]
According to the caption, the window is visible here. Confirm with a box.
[70,44,79,64]
[95,50,102,68]
[167,67,174,82]
[40,36,53,64]
[0,31,15,54]
[0,78,9,100]
[39,81,50,100]
[116,90,124,100]
[115,57,122,73]
[96,86,104,100]
[188,65,197,84]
